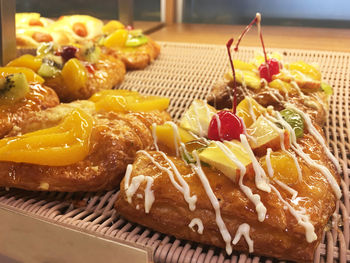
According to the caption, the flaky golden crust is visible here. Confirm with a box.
[44,52,126,102]
[0,84,59,138]
[0,105,170,192]
[115,131,340,262]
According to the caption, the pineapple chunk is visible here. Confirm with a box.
[199,140,252,181]
[269,79,297,95]
[236,97,266,128]
[7,54,42,72]
[127,96,169,112]
[61,58,88,95]
[247,115,290,156]
[253,52,283,67]
[260,150,299,185]
[226,70,261,90]
[288,61,321,81]
[233,60,256,71]
[179,100,217,137]
[154,123,196,152]
[103,29,128,48]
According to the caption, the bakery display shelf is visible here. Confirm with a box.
[1,42,349,262]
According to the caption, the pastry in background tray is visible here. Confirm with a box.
[16,13,70,48]
[8,42,126,102]
[0,90,170,192]
[207,53,331,126]
[0,66,59,138]
[115,14,341,262]
[100,21,160,70]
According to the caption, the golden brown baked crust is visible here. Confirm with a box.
[0,103,170,192]
[0,83,59,138]
[44,51,126,102]
[115,130,340,262]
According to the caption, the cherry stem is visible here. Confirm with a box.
[226,38,237,114]
[234,13,270,80]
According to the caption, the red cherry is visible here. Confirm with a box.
[259,58,280,82]
[61,46,78,61]
[208,110,243,141]
[125,25,134,31]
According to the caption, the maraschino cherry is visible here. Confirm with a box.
[208,38,243,141]
[234,13,280,82]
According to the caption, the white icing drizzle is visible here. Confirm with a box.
[138,150,197,210]
[246,97,257,122]
[232,223,254,253]
[214,113,222,140]
[290,81,318,110]
[265,148,274,177]
[165,121,180,157]
[240,116,257,144]
[191,151,233,255]
[188,218,204,234]
[291,143,341,199]
[262,115,286,151]
[270,184,317,243]
[274,179,298,200]
[144,176,155,213]
[225,85,234,102]
[269,112,303,181]
[151,123,160,151]
[240,134,271,193]
[285,103,341,174]
[124,164,133,190]
[126,175,145,204]
[218,141,267,222]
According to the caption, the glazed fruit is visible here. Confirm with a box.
[208,110,244,141]
[280,109,304,138]
[103,29,128,48]
[0,109,93,166]
[61,58,88,94]
[0,73,29,103]
[258,58,280,82]
[0,67,44,84]
[61,46,78,61]
[102,20,125,34]
[236,97,266,127]
[6,54,42,72]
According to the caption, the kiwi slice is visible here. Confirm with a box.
[36,42,56,57]
[0,73,29,103]
[38,55,63,78]
[83,45,101,63]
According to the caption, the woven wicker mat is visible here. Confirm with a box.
[1,42,349,262]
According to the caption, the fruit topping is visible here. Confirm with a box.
[37,55,63,78]
[280,109,304,138]
[32,32,53,43]
[82,44,101,64]
[103,29,129,48]
[208,110,243,141]
[61,58,88,94]
[61,46,78,61]
[179,100,217,137]
[89,89,170,113]
[6,54,42,72]
[36,42,55,57]
[246,115,290,156]
[258,58,280,82]
[198,140,253,181]
[236,97,267,127]
[0,67,44,84]
[0,73,29,103]
[0,109,93,166]
[73,22,88,37]
[102,20,125,34]
[321,82,333,95]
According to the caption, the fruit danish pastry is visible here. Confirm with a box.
[100,20,160,70]
[0,90,170,192]
[115,14,341,262]
[0,67,59,138]
[8,42,126,101]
